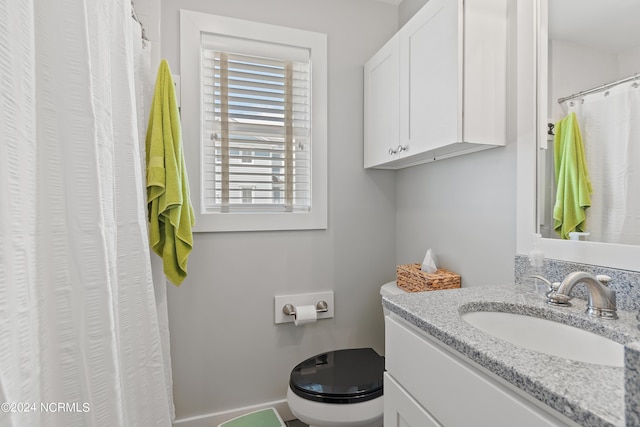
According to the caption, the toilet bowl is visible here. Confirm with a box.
[286,282,406,427]
[288,348,384,427]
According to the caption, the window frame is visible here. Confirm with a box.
[180,10,328,232]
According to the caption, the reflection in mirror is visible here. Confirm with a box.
[538,0,640,245]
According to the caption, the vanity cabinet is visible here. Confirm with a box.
[364,0,507,169]
[384,315,578,427]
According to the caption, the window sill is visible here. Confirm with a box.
[192,209,327,233]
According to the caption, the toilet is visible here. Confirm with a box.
[286,282,407,427]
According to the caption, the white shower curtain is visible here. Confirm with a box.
[564,81,640,245]
[0,0,173,426]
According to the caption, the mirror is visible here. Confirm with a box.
[537,0,640,246]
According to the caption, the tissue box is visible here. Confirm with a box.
[396,264,461,292]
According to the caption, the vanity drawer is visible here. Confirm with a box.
[385,315,574,427]
[384,372,442,427]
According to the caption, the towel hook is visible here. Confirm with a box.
[547,123,555,136]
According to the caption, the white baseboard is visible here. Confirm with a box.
[173,399,294,427]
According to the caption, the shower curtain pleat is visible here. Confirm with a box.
[132,17,176,424]
[0,0,173,425]
[0,0,41,426]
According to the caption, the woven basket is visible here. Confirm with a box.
[396,263,461,292]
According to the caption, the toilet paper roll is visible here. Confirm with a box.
[293,305,317,326]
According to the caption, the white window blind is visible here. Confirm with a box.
[202,44,311,213]
[181,10,327,231]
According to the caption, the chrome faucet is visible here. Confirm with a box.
[546,272,617,320]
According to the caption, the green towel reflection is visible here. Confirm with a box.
[553,112,592,240]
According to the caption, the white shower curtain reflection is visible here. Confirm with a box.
[0,0,173,426]
[564,82,640,245]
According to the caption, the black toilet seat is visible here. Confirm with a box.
[289,348,384,404]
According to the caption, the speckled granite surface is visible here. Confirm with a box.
[514,255,640,312]
[626,342,640,427]
[383,286,640,427]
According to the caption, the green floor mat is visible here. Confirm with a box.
[218,408,285,427]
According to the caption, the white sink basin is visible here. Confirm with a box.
[461,311,624,367]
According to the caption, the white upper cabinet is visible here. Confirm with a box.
[364,34,400,169]
[364,0,507,169]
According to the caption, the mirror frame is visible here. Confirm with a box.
[516,0,640,272]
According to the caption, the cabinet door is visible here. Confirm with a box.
[386,316,577,427]
[364,34,400,168]
[384,373,442,427]
[399,0,460,156]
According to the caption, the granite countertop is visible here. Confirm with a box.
[382,285,640,427]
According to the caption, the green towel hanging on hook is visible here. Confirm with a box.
[553,112,592,240]
[146,59,195,285]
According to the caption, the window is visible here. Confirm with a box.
[180,10,327,232]
[241,187,254,204]
[202,44,310,213]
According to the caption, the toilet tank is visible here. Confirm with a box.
[380,281,406,316]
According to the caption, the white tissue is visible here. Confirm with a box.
[421,249,438,273]
[293,305,317,326]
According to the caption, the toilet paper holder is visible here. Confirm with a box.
[282,301,329,317]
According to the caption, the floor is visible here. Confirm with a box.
[285,420,308,427]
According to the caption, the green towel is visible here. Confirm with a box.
[553,112,592,239]
[146,59,195,285]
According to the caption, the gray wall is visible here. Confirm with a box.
[395,146,517,287]
[398,0,428,26]
[160,0,398,420]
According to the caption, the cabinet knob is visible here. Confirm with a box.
[388,147,397,155]
[397,145,407,153]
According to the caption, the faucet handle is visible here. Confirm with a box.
[596,275,612,286]
[546,282,572,306]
